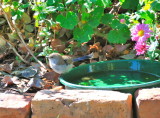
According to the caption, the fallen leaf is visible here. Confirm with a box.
[22,13,31,24]
[51,39,66,53]
[0,63,14,73]
[17,79,30,93]
[27,78,45,89]
[21,66,38,78]
[0,18,6,25]
[1,75,20,86]
[43,71,60,83]
[114,44,130,54]
[103,45,114,53]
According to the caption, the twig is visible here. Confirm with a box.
[109,2,121,14]
[0,3,47,69]
[0,5,14,31]
[0,35,29,64]
[12,20,47,69]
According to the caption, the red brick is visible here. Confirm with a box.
[135,88,160,118]
[32,90,132,118]
[0,93,32,118]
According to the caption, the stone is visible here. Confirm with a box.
[0,93,32,118]
[32,90,132,118]
[135,88,160,118]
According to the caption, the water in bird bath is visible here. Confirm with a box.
[72,70,160,87]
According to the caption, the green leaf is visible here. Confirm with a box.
[96,0,112,8]
[138,11,155,24]
[151,1,160,11]
[118,14,130,24]
[24,25,34,32]
[73,25,94,43]
[81,12,90,21]
[56,11,78,30]
[20,3,29,9]
[38,13,47,20]
[101,13,114,26]
[3,0,11,2]
[22,13,31,24]
[46,0,55,6]
[110,19,127,29]
[56,3,64,11]
[107,28,130,44]
[13,1,19,8]
[45,6,57,13]
[119,0,126,5]
[66,0,77,5]
[87,7,104,28]
[11,9,24,20]
[121,0,139,10]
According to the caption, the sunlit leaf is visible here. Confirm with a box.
[96,0,112,7]
[101,13,114,26]
[56,11,78,29]
[110,19,127,29]
[66,0,77,5]
[107,28,130,44]
[138,10,155,24]
[22,13,31,24]
[87,7,104,28]
[73,25,94,43]
[151,1,160,11]
[119,0,126,5]
[24,25,34,32]
[122,0,139,10]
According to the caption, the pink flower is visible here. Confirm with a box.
[134,42,149,55]
[155,35,159,40]
[131,23,152,42]
[120,19,125,24]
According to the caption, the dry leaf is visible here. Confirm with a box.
[51,38,66,53]
[1,75,20,86]
[103,45,114,53]
[0,63,14,73]
[27,78,45,89]
[114,44,130,54]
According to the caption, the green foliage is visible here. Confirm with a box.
[2,0,160,60]
[121,0,139,10]
[151,1,160,11]
[138,11,155,24]
[56,11,78,30]
[73,24,94,43]
[101,13,114,26]
[39,46,57,56]
[108,28,130,44]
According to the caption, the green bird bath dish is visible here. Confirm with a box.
[59,60,160,94]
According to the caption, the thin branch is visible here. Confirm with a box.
[0,5,14,31]
[12,20,47,69]
[0,35,29,64]
[0,3,47,69]
[109,2,121,14]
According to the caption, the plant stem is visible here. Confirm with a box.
[0,35,29,64]
[12,20,47,69]
[94,29,108,39]
[0,3,47,69]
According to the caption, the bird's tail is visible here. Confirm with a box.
[73,53,93,62]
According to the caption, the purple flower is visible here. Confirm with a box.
[134,42,149,55]
[131,23,152,42]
